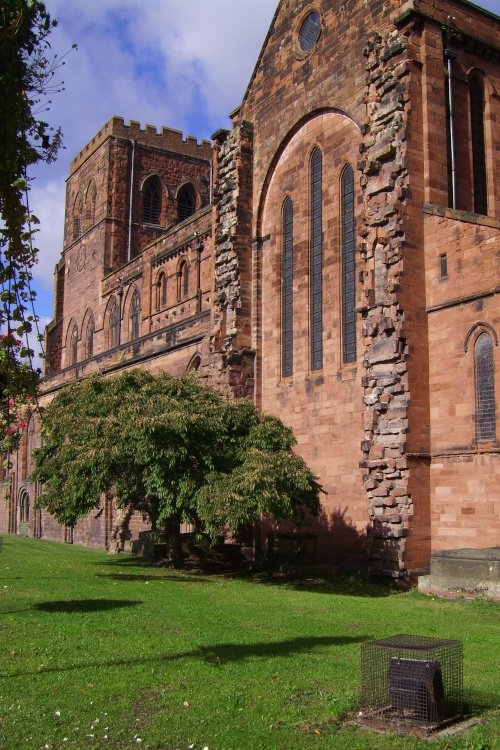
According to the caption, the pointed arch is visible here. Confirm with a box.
[128,287,141,340]
[156,270,168,310]
[474,333,496,441]
[82,309,95,358]
[178,259,190,300]
[65,319,78,366]
[106,297,120,349]
[85,180,97,228]
[177,183,197,222]
[341,163,356,364]
[187,353,201,372]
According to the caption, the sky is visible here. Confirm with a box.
[27,0,498,361]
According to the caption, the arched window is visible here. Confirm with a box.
[177,183,196,222]
[70,324,78,366]
[310,148,323,371]
[469,76,488,215]
[187,354,201,372]
[341,165,356,364]
[475,333,496,441]
[85,181,97,228]
[129,290,140,340]
[282,198,293,378]
[85,314,95,358]
[73,194,83,240]
[142,177,161,224]
[19,489,30,525]
[157,272,167,310]
[109,299,120,349]
[178,260,189,300]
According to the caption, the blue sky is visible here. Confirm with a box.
[27,0,498,362]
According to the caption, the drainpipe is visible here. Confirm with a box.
[127,139,136,262]
[445,49,457,209]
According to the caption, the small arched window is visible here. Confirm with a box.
[282,197,293,378]
[19,489,30,524]
[310,148,323,372]
[157,272,167,310]
[129,290,140,340]
[86,314,95,358]
[177,183,196,223]
[109,299,120,349]
[469,75,488,215]
[341,165,356,364]
[143,177,161,224]
[73,194,83,240]
[475,333,496,441]
[70,324,78,366]
[178,261,189,300]
[187,354,201,372]
[85,182,97,228]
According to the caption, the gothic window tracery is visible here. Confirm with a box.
[341,164,356,364]
[475,332,496,441]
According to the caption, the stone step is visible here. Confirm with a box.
[418,547,500,601]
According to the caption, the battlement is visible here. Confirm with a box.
[70,116,212,172]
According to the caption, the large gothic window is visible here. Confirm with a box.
[341,165,356,364]
[310,148,323,371]
[129,290,140,340]
[177,183,196,222]
[475,333,496,441]
[142,177,161,224]
[469,76,488,215]
[109,299,120,349]
[282,197,293,378]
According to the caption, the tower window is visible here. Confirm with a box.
[469,76,488,215]
[310,148,323,372]
[341,165,356,364]
[299,12,321,52]
[177,184,196,223]
[282,197,294,378]
[143,178,161,224]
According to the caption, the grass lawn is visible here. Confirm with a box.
[0,537,498,750]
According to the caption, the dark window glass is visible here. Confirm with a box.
[86,316,95,358]
[110,300,120,349]
[178,262,189,300]
[282,198,293,377]
[177,184,196,222]
[440,254,448,279]
[70,325,78,365]
[129,291,140,340]
[341,165,356,364]
[475,333,496,441]
[310,148,323,371]
[470,77,488,215]
[143,179,161,224]
[157,272,167,309]
[299,12,321,52]
[73,195,83,240]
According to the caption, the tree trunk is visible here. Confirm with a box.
[164,516,184,568]
[108,504,133,554]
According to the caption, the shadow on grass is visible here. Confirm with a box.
[96,573,212,584]
[3,634,369,678]
[34,598,143,613]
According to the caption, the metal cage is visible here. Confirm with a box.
[360,634,463,733]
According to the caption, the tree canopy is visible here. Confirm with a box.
[33,371,321,563]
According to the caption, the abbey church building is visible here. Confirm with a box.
[1,0,498,580]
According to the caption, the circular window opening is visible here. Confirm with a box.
[298,11,321,53]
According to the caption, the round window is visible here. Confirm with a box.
[298,11,321,53]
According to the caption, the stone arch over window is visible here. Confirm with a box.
[142,175,162,224]
[310,147,323,372]
[341,163,356,364]
[72,193,83,240]
[85,180,97,228]
[106,297,120,349]
[83,310,95,358]
[474,332,496,441]
[178,259,190,300]
[156,270,167,310]
[128,288,141,340]
[187,353,201,372]
[177,183,197,222]
[469,72,488,215]
[282,197,293,378]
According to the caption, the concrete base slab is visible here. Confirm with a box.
[418,547,500,601]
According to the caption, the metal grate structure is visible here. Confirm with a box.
[360,635,463,733]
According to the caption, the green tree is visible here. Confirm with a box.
[0,1,64,404]
[33,371,321,565]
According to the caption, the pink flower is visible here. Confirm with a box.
[8,400,15,408]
